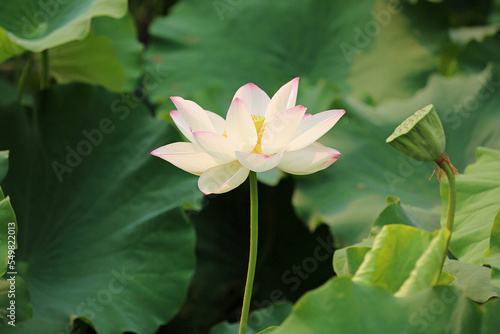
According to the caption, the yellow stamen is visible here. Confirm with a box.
[252,115,265,154]
[222,115,265,153]
[252,115,265,132]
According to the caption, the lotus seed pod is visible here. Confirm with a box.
[386,104,446,162]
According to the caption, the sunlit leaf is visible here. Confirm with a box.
[271,277,483,334]
[484,210,500,288]
[43,14,143,92]
[91,14,144,90]
[45,34,125,91]
[0,28,24,63]
[352,224,448,296]
[443,260,500,303]
[333,244,372,277]
[395,228,449,297]
[441,147,500,265]
[0,0,127,52]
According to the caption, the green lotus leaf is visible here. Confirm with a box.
[333,246,371,277]
[0,153,30,329]
[353,225,448,296]
[0,83,202,334]
[42,14,143,92]
[450,25,500,47]
[0,28,25,64]
[271,277,483,334]
[0,0,127,52]
[441,147,500,265]
[394,228,449,297]
[482,298,500,333]
[91,15,144,91]
[442,260,500,303]
[0,196,16,277]
[484,210,500,287]
[257,327,278,334]
[370,196,441,237]
[437,270,455,285]
[333,196,441,277]
[0,151,7,184]
[458,31,500,72]
[44,34,125,91]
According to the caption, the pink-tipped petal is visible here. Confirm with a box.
[170,110,195,142]
[235,150,285,172]
[260,105,306,155]
[277,142,341,175]
[265,77,299,121]
[233,83,271,116]
[287,109,345,151]
[226,98,258,152]
[198,161,249,194]
[151,142,220,175]
[192,131,237,162]
[170,96,215,132]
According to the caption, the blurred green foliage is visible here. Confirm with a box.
[0,0,499,333]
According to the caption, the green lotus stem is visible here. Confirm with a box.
[41,50,50,89]
[239,171,259,334]
[438,157,457,271]
[440,162,456,233]
[16,54,33,101]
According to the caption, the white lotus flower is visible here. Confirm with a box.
[151,78,345,194]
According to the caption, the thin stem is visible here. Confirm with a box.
[41,49,50,89]
[440,162,456,234]
[438,158,457,272]
[239,171,259,334]
[17,54,33,101]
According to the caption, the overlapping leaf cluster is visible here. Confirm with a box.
[0,0,500,333]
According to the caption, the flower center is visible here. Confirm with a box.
[252,115,265,154]
[222,115,266,153]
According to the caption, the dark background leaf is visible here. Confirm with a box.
[0,84,201,334]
